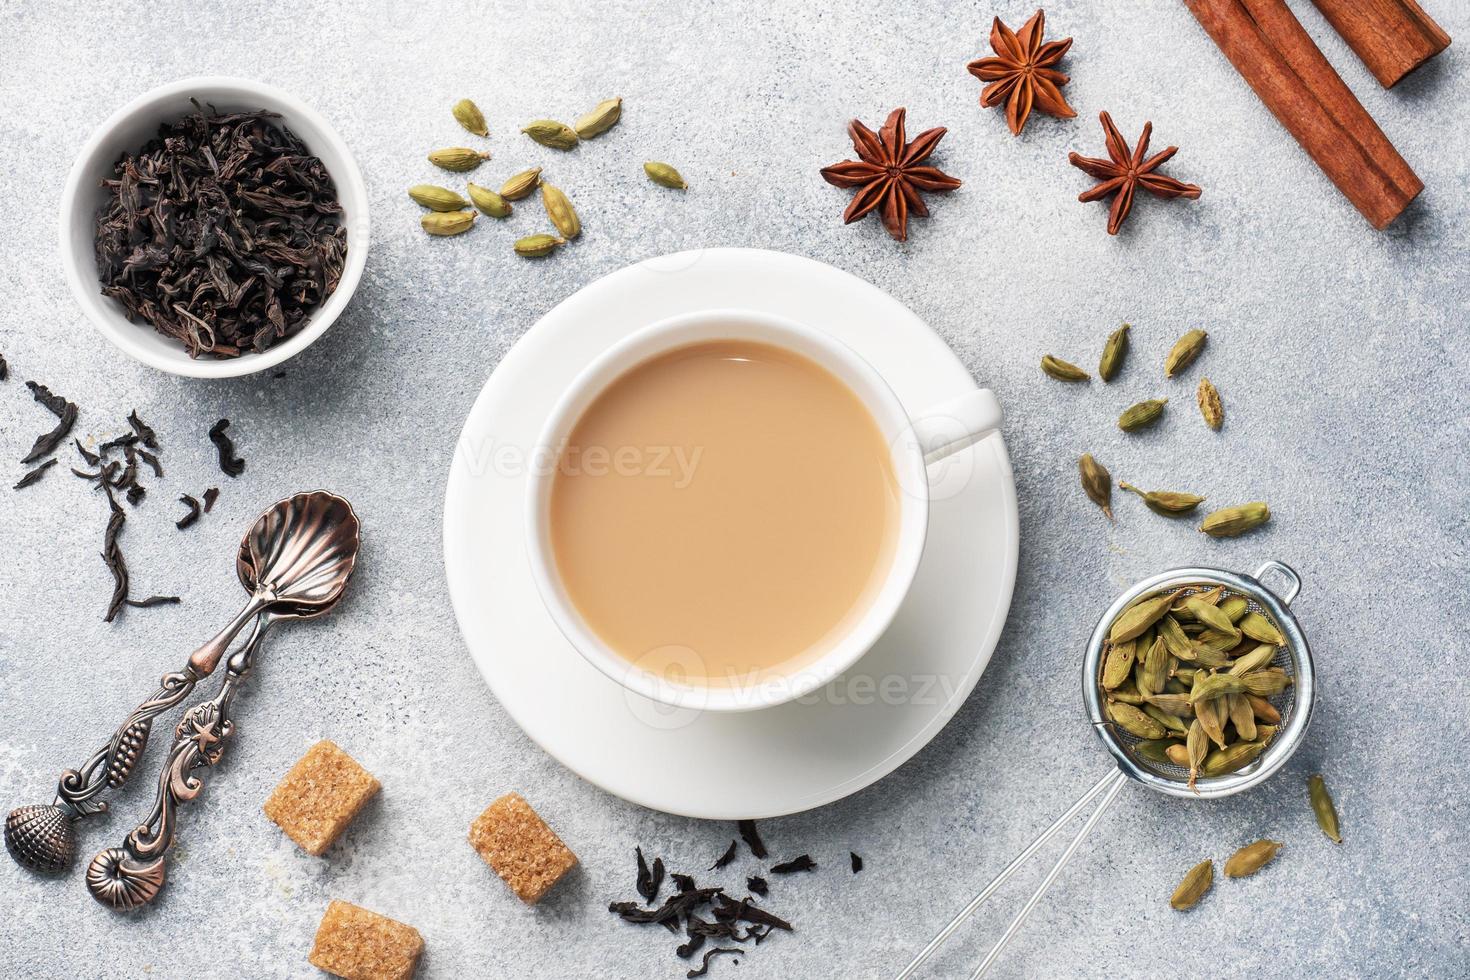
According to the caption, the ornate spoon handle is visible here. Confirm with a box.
[86,616,270,911]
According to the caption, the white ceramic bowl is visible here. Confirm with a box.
[58,76,369,378]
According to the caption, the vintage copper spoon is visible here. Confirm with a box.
[4,491,360,876]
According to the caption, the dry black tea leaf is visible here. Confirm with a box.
[203,486,220,512]
[126,410,159,448]
[737,819,767,859]
[687,948,740,978]
[125,484,145,506]
[125,595,180,609]
[770,855,816,874]
[176,494,203,530]
[209,419,246,476]
[94,103,346,358]
[850,851,863,873]
[101,486,129,622]
[75,439,100,467]
[711,894,792,932]
[22,381,78,464]
[709,841,737,870]
[138,450,163,478]
[0,352,7,380]
[14,458,57,490]
[671,872,697,893]
[746,875,768,896]
[635,847,665,903]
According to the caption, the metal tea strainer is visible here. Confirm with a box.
[897,560,1314,979]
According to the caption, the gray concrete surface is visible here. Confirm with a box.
[1,0,1466,977]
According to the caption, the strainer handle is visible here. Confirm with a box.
[894,769,1127,980]
[1252,560,1302,605]
[968,770,1128,978]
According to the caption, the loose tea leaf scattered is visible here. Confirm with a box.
[687,948,740,978]
[710,841,737,870]
[737,820,767,859]
[1308,774,1342,844]
[22,381,78,464]
[208,419,246,477]
[95,104,347,358]
[746,876,768,896]
[636,847,666,903]
[203,487,220,512]
[126,410,159,448]
[0,352,7,380]
[176,494,203,530]
[850,852,863,873]
[769,855,816,874]
[14,458,57,490]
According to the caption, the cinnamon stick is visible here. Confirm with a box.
[1185,0,1422,229]
[1311,0,1450,88]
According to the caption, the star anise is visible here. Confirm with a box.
[819,108,962,242]
[966,9,1076,136]
[1068,111,1202,235]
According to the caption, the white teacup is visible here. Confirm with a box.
[525,309,1002,712]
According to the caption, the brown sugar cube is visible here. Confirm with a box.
[263,740,380,856]
[309,900,423,980]
[468,792,578,903]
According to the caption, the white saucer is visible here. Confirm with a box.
[443,248,1018,819]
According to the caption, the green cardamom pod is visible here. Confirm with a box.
[1188,672,1247,703]
[1227,691,1257,741]
[1195,630,1242,657]
[1185,598,1239,637]
[1170,859,1214,910]
[1108,590,1181,644]
[408,184,471,211]
[1158,616,1197,662]
[1109,678,1145,704]
[1078,453,1112,519]
[1144,703,1188,735]
[428,147,491,172]
[1219,595,1250,623]
[521,119,579,150]
[1119,481,1204,517]
[1242,668,1292,697]
[1202,740,1267,777]
[1186,718,1208,787]
[1191,679,1227,749]
[1143,692,1194,717]
[1107,700,1168,740]
[1165,743,1190,767]
[500,167,543,201]
[1197,376,1223,429]
[539,181,581,239]
[1246,693,1281,724]
[574,97,623,139]
[1238,611,1284,645]
[1098,323,1129,382]
[420,210,477,236]
[1041,354,1090,382]
[513,233,567,258]
[1164,328,1208,377]
[452,98,489,137]
[1135,739,1178,766]
[1172,666,1197,686]
[1118,398,1167,432]
[1228,644,1277,676]
[1100,640,1137,690]
[644,161,688,189]
[467,182,512,218]
[1223,839,1282,878]
[1199,502,1270,537]
[1308,774,1342,844]
[1139,635,1169,697]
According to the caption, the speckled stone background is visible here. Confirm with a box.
[1,0,1466,977]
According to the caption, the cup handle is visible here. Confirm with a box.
[909,389,1003,464]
